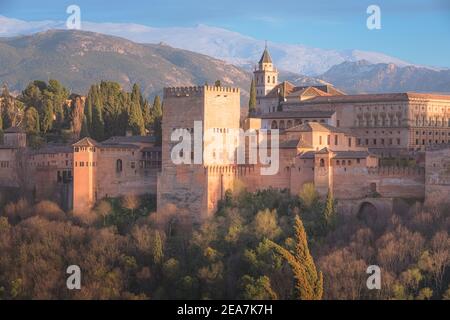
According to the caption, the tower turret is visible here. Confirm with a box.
[254,43,278,107]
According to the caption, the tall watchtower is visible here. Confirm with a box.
[158,85,241,220]
[254,44,278,102]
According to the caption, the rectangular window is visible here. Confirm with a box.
[348,138,352,147]
[334,135,338,145]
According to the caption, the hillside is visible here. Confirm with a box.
[0,30,253,99]
[319,60,450,94]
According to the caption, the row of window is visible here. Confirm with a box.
[270,119,327,129]
[29,160,72,167]
[415,139,450,145]
[356,138,401,146]
[0,161,9,168]
[75,161,97,167]
[255,75,276,85]
[415,131,450,136]
[318,158,361,167]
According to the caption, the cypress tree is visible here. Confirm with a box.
[267,215,323,300]
[142,100,151,129]
[90,99,105,141]
[41,99,53,133]
[2,85,13,128]
[248,78,257,115]
[151,96,162,145]
[322,190,336,231]
[153,231,164,265]
[80,114,89,138]
[128,100,145,135]
[85,86,94,131]
[128,84,145,135]
[24,107,40,134]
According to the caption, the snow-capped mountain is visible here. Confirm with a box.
[0,15,414,75]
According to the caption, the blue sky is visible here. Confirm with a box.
[1,0,449,67]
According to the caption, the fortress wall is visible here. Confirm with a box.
[425,147,450,205]
[367,167,425,199]
[157,165,208,220]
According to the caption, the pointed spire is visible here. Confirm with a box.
[259,41,273,64]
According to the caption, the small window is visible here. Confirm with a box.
[116,159,123,173]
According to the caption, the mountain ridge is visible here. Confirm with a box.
[0,15,431,75]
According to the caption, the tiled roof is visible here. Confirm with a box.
[316,147,331,154]
[284,92,450,105]
[72,137,99,147]
[102,136,156,144]
[31,145,72,155]
[259,48,273,64]
[298,151,315,159]
[285,122,348,133]
[279,139,299,149]
[260,110,335,119]
[333,151,372,159]
[100,143,140,149]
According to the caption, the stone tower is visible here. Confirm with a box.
[157,85,241,220]
[254,44,278,103]
[72,137,98,215]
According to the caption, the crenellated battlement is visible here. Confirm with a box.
[204,164,257,176]
[164,85,240,98]
[368,166,425,176]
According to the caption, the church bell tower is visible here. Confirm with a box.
[254,43,278,101]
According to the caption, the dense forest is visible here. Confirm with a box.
[0,80,162,146]
[0,187,448,300]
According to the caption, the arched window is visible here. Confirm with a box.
[279,120,285,130]
[272,76,275,83]
[271,121,278,129]
[320,159,325,167]
[116,159,123,173]
[267,76,271,83]
[287,120,293,128]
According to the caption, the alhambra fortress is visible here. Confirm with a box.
[2,47,450,219]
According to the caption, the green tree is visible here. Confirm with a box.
[299,183,319,210]
[248,78,256,115]
[85,86,94,130]
[322,190,336,231]
[267,215,323,300]
[240,275,278,300]
[153,231,164,265]
[214,80,221,87]
[128,84,145,135]
[151,96,163,145]
[41,99,53,133]
[142,100,151,129]
[24,107,40,134]
[90,86,105,140]
[80,114,89,138]
[92,102,104,140]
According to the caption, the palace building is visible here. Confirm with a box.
[156,47,450,219]
[2,46,450,219]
